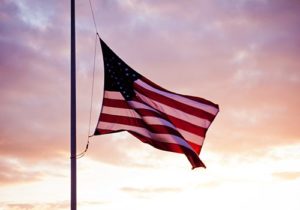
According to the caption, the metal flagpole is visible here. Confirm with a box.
[70,0,77,209]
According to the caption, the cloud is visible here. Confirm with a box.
[5,203,34,210]
[0,159,43,185]
[2,201,69,210]
[122,186,181,193]
[0,0,71,164]
[272,171,300,181]
[1,200,109,210]
[121,186,181,198]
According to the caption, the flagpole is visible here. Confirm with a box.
[70,0,77,210]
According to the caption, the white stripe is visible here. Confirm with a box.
[134,91,212,128]
[177,128,204,145]
[128,100,160,113]
[104,91,124,100]
[136,79,219,115]
[98,121,195,151]
[102,106,140,118]
[101,105,204,146]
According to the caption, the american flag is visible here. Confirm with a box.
[94,39,219,169]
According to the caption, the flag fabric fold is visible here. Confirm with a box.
[94,39,219,169]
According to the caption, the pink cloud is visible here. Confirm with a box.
[0,159,43,185]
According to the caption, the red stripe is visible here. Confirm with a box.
[131,97,207,137]
[167,115,207,137]
[134,82,216,121]
[130,132,205,169]
[100,113,186,136]
[95,129,124,135]
[185,140,202,154]
[100,113,143,127]
[129,105,207,138]
[103,98,130,108]
[182,94,219,110]
[140,76,219,109]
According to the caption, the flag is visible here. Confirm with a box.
[94,39,219,169]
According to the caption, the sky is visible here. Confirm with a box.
[0,0,300,209]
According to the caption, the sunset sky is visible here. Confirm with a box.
[0,0,300,209]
